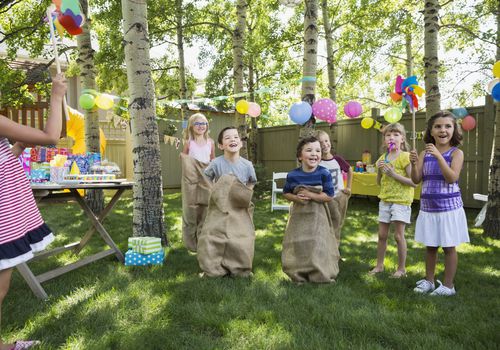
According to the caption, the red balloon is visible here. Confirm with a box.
[461,115,476,131]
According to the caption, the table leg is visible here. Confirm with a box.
[15,263,48,300]
[70,189,125,262]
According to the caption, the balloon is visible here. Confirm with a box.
[235,99,249,114]
[343,101,362,118]
[384,107,402,123]
[325,114,337,124]
[361,117,374,129]
[289,101,312,125]
[451,107,468,119]
[95,94,115,110]
[390,92,402,102]
[493,60,500,78]
[247,102,261,118]
[312,98,337,121]
[492,82,500,101]
[461,115,476,131]
[487,78,500,94]
[79,93,95,110]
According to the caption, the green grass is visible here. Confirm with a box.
[4,192,500,349]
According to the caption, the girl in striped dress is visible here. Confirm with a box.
[410,111,469,296]
[0,73,66,350]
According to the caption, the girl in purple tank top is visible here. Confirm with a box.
[410,111,469,296]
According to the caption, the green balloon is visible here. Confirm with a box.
[79,93,95,110]
[384,107,402,123]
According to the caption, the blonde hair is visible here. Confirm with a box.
[315,129,329,139]
[381,123,409,152]
[183,113,210,141]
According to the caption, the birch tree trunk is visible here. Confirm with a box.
[423,0,441,119]
[77,0,104,214]
[405,33,413,78]
[176,0,188,121]
[248,55,258,164]
[300,0,319,140]
[121,0,167,243]
[233,0,248,158]
[483,3,500,237]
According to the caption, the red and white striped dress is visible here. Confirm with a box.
[0,137,53,270]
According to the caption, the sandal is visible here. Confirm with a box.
[389,270,407,279]
[10,341,40,350]
[368,268,383,275]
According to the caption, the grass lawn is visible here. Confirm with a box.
[3,191,499,349]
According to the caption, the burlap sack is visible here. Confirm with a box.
[282,186,340,283]
[327,192,350,248]
[181,153,212,252]
[197,174,255,277]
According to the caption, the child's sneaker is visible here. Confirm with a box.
[413,279,435,294]
[430,280,456,296]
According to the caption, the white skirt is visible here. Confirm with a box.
[415,207,469,247]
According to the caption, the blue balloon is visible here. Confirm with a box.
[289,101,312,124]
[451,107,468,119]
[492,82,500,102]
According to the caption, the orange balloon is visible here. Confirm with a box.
[390,92,402,102]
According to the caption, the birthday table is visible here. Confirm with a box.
[16,181,133,299]
[351,172,421,199]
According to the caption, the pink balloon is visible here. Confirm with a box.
[461,115,476,131]
[247,102,261,117]
[343,101,362,118]
[312,98,337,121]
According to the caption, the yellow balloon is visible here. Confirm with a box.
[95,94,115,110]
[493,61,500,78]
[236,99,249,114]
[361,117,374,129]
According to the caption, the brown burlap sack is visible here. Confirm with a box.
[181,153,212,252]
[282,186,340,283]
[197,174,255,277]
[327,192,350,248]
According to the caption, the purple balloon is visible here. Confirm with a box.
[312,98,337,121]
[343,101,362,118]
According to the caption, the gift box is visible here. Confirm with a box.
[124,249,164,266]
[128,237,162,255]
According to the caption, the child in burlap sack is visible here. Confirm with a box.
[282,136,340,283]
[197,127,257,277]
[180,113,215,252]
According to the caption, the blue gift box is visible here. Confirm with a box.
[124,249,164,266]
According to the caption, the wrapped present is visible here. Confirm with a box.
[46,148,58,162]
[30,147,41,162]
[128,236,162,255]
[39,147,47,162]
[20,148,31,179]
[124,249,164,266]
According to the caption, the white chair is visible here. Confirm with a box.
[473,193,488,227]
[271,172,290,212]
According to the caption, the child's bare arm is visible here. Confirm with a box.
[384,164,416,187]
[297,189,333,203]
[283,192,309,205]
[410,150,424,184]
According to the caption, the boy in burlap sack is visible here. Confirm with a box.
[181,113,215,252]
[282,136,340,283]
[197,127,257,277]
[316,130,351,253]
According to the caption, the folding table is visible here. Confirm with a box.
[16,182,133,299]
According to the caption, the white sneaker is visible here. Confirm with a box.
[430,280,456,296]
[413,279,435,294]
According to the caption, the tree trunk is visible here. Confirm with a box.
[176,0,188,121]
[77,0,104,214]
[483,3,500,237]
[248,55,258,164]
[121,0,167,243]
[233,0,248,158]
[405,32,413,78]
[300,0,319,140]
[423,0,441,119]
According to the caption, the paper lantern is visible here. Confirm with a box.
[461,115,476,131]
[361,117,374,129]
[384,107,402,123]
[493,60,500,78]
[79,93,95,110]
[451,107,468,119]
[312,98,337,121]
[95,94,114,110]
[289,101,312,125]
[492,83,500,101]
[247,102,261,118]
[236,99,249,114]
[343,101,362,118]
[487,78,500,94]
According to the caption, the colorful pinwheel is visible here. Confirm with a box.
[51,0,85,36]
